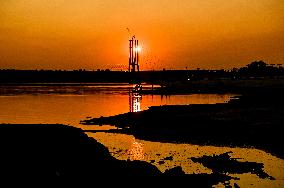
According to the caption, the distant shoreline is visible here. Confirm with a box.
[1,61,284,84]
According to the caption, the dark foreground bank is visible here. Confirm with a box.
[0,124,234,186]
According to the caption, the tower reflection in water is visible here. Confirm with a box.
[129,92,142,113]
[128,90,144,160]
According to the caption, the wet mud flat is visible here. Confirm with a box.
[0,124,237,186]
[82,89,284,159]
[191,152,275,180]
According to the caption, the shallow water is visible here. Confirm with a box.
[0,84,233,127]
[0,84,283,187]
[86,132,283,187]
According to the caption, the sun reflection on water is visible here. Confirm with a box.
[128,138,145,160]
[127,90,144,160]
[129,92,142,113]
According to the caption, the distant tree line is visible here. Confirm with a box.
[228,61,284,79]
[0,61,283,83]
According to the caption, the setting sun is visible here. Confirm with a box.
[135,46,142,53]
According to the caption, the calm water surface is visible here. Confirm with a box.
[0,84,233,126]
[0,84,283,187]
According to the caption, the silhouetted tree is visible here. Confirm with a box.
[246,61,267,70]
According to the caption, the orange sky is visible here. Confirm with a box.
[0,0,283,70]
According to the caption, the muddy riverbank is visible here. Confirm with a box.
[82,89,284,159]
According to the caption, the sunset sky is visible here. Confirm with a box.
[0,0,283,70]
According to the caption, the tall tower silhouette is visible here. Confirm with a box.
[128,36,142,92]
[128,36,140,73]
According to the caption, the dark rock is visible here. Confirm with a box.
[164,156,173,160]
[164,166,185,176]
[0,124,236,187]
[0,124,162,179]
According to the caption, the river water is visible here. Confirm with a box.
[0,84,283,187]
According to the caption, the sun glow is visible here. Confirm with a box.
[0,1,283,70]
[134,46,142,52]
